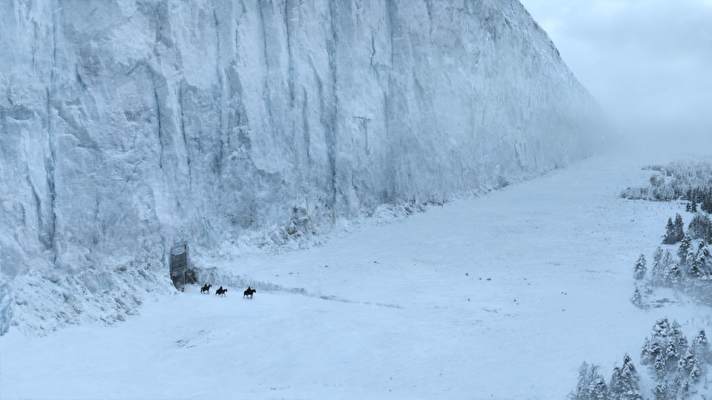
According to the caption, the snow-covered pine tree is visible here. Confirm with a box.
[689,253,705,279]
[671,321,686,343]
[609,354,643,400]
[688,241,710,278]
[651,247,665,284]
[664,263,682,286]
[697,241,710,275]
[678,235,692,265]
[634,254,647,280]
[687,214,712,241]
[590,377,609,400]
[631,287,643,308]
[703,196,712,214]
[691,200,698,213]
[571,363,609,400]
[663,218,677,244]
[674,214,685,242]
[609,366,622,398]
[642,319,688,379]
[692,330,710,363]
[653,383,670,400]
[678,347,702,383]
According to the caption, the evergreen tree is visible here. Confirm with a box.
[699,241,710,260]
[609,354,643,400]
[678,235,692,265]
[689,241,710,278]
[692,330,710,362]
[590,377,609,400]
[633,254,647,280]
[653,251,676,286]
[642,319,687,377]
[689,252,705,278]
[651,247,665,283]
[663,218,677,244]
[674,214,685,242]
[703,196,712,214]
[678,347,702,383]
[664,263,682,286]
[653,383,670,400]
[691,200,698,213]
[631,287,643,308]
[571,363,609,400]
[687,214,712,241]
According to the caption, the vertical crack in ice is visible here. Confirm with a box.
[45,4,59,263]
[258,0,278,149]
[284,0,296,107]
[369,35,376,69]
[385,0,397,67]
[383,0,398,201]
[25,173,45,248]
[178,81,192,188]
[212,8,225,178]
[424,0,434,37]
[325,0,339,215]
[301,87,311,167]
[151,79,164,170]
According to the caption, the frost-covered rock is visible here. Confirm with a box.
[0,0,602,334]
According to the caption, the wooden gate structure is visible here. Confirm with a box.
[169,241,195,290]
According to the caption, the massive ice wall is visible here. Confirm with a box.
[0,0,601,334]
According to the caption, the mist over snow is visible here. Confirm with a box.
[521,0,712,145]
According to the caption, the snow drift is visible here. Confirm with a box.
[0,0,601,334]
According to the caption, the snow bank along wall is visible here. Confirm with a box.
[0,0,602,334]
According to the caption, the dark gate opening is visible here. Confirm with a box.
[169,242,196,290]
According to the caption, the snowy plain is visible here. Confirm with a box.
[2,150,711,400]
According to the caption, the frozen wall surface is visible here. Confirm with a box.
[0,0,601,334]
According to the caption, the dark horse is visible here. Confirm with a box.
[243,287,256,299]
[200,283,212,294]
[215,286,228,296]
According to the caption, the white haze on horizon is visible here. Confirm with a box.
[521,0,712,150]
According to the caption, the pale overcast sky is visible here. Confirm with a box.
[520,0,712,137]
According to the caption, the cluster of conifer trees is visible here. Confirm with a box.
[632,211,712,308]
[571,319,710,400]
[620,162,712,203]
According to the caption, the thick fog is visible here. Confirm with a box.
[521,0,712,148]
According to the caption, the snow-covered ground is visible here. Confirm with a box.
[2,151,710,400]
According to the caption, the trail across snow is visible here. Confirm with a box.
[2,152,711,400]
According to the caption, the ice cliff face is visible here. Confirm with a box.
[0,0,601,334]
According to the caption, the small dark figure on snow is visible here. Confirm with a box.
[243,286,256,299]
[215,286,227,296]
[200,283,212,294]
